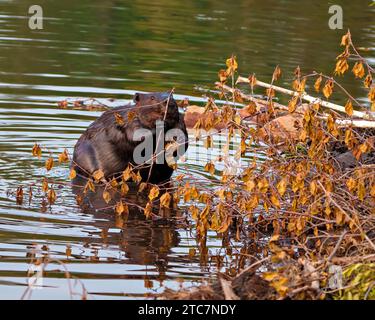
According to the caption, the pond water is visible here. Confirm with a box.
[0,0,374,299]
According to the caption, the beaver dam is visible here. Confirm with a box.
[0,1,375,300]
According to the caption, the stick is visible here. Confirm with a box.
[334,119,375,128]
[216,81,375,128]
[215,81,289,112]
[236,76,369,119]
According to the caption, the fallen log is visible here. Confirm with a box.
[236,75,372,120]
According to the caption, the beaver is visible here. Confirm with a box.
[72,92,188,184]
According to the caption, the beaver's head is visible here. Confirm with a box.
[134,92,179,129]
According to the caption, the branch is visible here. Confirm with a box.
[236,76,371,119]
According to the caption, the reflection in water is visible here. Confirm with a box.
[0,0,373,299]
[71,175,180,276]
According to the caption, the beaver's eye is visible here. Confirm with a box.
[150,96,155,100]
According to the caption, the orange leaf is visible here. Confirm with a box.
[45,157,54,171]
[344,100,353,116]
[32,143,42,158]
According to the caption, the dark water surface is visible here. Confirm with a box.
[0,0,374,299]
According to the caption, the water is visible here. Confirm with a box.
[0,0,374,299]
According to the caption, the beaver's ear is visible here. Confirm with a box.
[134,93,140,103]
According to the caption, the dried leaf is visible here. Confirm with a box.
[58,149,69,163]
[322,79,334,99]
[93,169,105,182]
[122,166,132,181]
[85,179,95,193]
[218,69,227,82]
[334,58,349,76]
[344,100,353,116]
[288,96,299,113]
[114,112,125,125]
[204,161,215,175]
[138,182,147,193]
[45,157,54,171]
[42,178,48,193]
[16,186,23,205]
[340,31,350,46]
[364,74,373,88]
[225,55,238,76]
[277,178,288,197]
[121,182,129,195]
[69,168,77,180]
[47,188,56,204]
[272,65,282,82]
[127,111,136,122]
[314,75,322,93]
[352,61,365,78]
[102,190,111,204]
[160,192,171,208]
[115,201,128,215]
[148,186,160,201]
[144,202,153,218]
[32,143,42,158]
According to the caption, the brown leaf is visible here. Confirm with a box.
[322,79,334,99]
[248,74,257,88]
[160,192,171,208]
[45,157,54,171]
[204,161,215,175]
[368,87,375,103]
[47,188,56,204]
[272,65,282,82]
[148,186,160,201]
[32,143,42,158]
[144,202,153,218]
[16,186,23,205]
[352,61,365,78]
[58,100,68,108]
[225,55,238,76]
[288,96,299,113]
[114,112,125,125]
[314,75,322,93]
[85,179,95,193]
[58,149,69,163]
[277,178,288,197]
[334,58,349,76]
[92,169,104,182]
[294,66,301,78]
[364,74,373,88]
[122,166,132,181]
[69,168,77,180]
[218,69,227,82]
[138,182,147,193]
[115,201,129,215]
[127,111,136,122]
[121,182,129,195]
[102,190,111,204]
[344,100,353,116]
[42,178,49,193]
[340,31,350,46]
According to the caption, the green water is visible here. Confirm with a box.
[0,0,374,299]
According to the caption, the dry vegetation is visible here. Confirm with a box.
[163,30,375,300]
